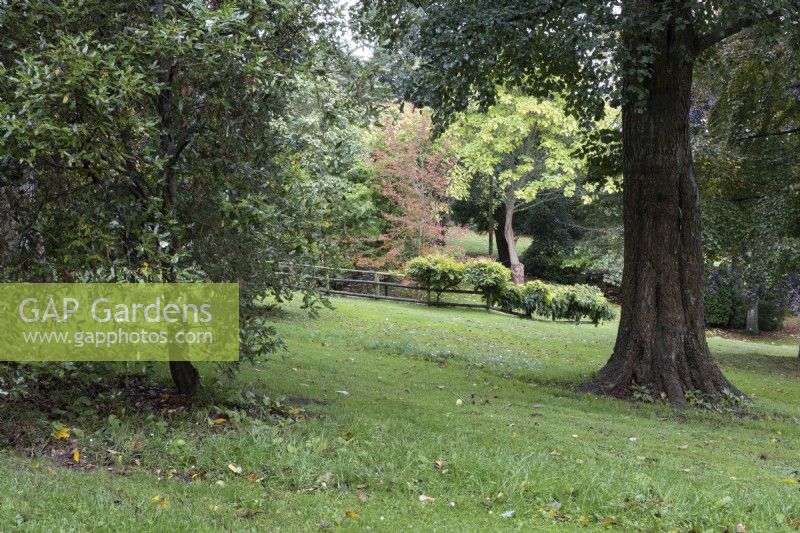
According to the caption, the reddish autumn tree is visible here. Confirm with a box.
[367,108,455,266]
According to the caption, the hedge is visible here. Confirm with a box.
[406,255,615,325]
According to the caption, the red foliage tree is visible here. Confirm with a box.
[367,108,455,267]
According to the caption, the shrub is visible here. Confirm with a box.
[519,280,554,317]
[464,258,511,305]
[550,284,614,325]
[496,284,523,313]
[758,285,790,332]
[704,266,747,328]
[704,265,789,331]
[405,255,465,303]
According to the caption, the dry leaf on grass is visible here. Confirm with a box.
[52,426,70,441]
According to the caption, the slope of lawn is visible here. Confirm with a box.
[447,227,533,258]
[1,297,799,531]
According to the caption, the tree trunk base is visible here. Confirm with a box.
[510,263,524,285]
[579,343,747,407]
[169,361,200,396]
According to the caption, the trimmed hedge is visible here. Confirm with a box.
[406,255,615,325]
[405,255,465,303]
[464,258,511,305]
[550,284,615,325]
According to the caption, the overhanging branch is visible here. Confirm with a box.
[696,9,781,53]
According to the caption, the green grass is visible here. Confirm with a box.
[447,227,532,258]
[2,297,800,531]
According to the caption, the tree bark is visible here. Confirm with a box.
[580,1,743,406]
[504,191,524,284]
[745,296,759,335]
[493,206,511,267]
[169,361,200,396]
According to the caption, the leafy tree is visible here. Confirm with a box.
[694,26,800,334]
[445,93,590,284]
[0,0,361,393]
[366,107,455,266]
[358,0,800,405]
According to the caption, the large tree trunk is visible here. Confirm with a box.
[504,191,524,284]
[580,2,743,406]
[170,361,200,396]
[493,206,511,267]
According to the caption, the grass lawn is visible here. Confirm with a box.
[447,227,532,258]
[1,297,800,531]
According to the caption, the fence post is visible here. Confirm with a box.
[374,272,380,297]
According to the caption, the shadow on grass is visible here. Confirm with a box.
[716,350,800,377]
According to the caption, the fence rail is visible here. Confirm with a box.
[278,262,492,310]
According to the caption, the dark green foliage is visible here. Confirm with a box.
[704,266,748,328]
[0,0,366,370]
[463,259,511,304]
[704,265,790,331]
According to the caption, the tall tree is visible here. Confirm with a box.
[445,93,587,284]
[359,0,800,405]
[366,107,454,265]
[694,25,800,333]
[0,0,360,394]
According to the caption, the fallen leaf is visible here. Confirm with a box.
[228,464,242,475]
[782,478,798,485]
[73,449,80,462]
[52,426,70,441]
[677,444,688,449]
[357,490,369,502]
[245,473,264,482]
[500,510,515,518]
[213,418,227,425]
[336,390,349,396]
[455,398,463,406]
[419,494,435,504]
[735,524,747,533]
[628,437,638,442]
[62,94,69,104]
[434,459,445,470]
[344,511,358,519]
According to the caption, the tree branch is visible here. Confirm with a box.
[696,10,779,53]
[732,126,800,141]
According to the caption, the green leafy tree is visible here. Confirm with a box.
[0,0,362,393]
[695,26,800,334]
[445,93,599,284]
[359,0,800,405]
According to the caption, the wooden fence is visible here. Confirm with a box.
[279,263,491,310]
